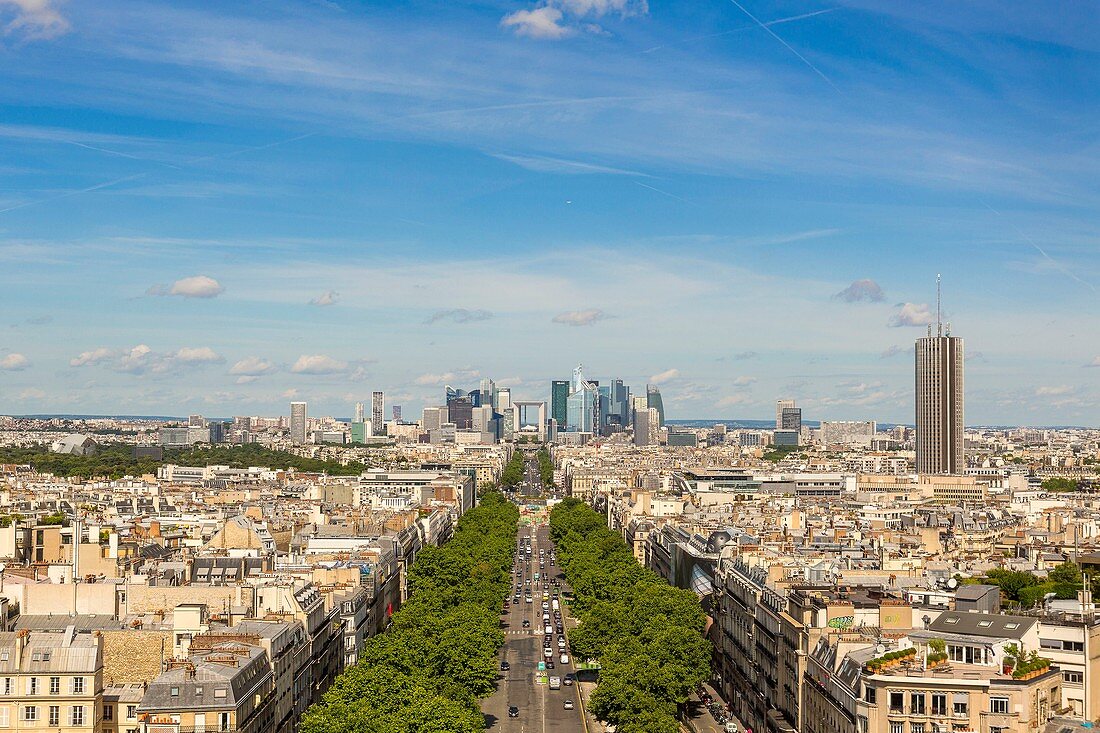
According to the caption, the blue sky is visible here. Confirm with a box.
[0,0,1097,424]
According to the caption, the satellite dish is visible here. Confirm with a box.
[875,644,886,656]
[947,578,958,589]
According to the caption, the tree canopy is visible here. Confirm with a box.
[0,442,368,479]
[300,491,518,733]
[549,498,710,730]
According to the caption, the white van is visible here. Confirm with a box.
[559,653,569,664]
[549,676,561,690]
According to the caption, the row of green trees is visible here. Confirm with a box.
[975,562,1084,607]
[537,447,554,488]
[549,498,711,733]
[300,492,519,733]
[500,449,526,489]
[0,443,369,479]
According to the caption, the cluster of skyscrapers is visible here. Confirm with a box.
[549,365,665,445]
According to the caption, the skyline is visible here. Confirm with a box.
[1,1,1098,424]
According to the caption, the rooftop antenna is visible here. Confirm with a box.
[936,274,942,337]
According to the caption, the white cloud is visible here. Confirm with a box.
[282,388,299,399]
[552,308,608,326]
[70,347,112,367]
[18,387,45,400]
[426,308,493,325]
[834,279,885,303]
[0,352,29,370]
[229,356,276,376]
[414,369,480,386]
[888,302,933,327]
[501,6,570,39]
[72,344,223,374]
[501,0,646,39]
[0,0,69,39]
[732,375,756,386]
[291,354,347,374]
[149,275,224,299]
[1085,357,1100,368]
[1036,385,1073,396]
[717,394,751,408]
[649,368,679,384]
[880,345,909,359]
[235,375,259,385]
[174,346,223,364]
[309,290,339,306]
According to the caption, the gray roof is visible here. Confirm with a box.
[954,584,999,601]
[138,643,269,713]
[0,631,101,674]
[926,611,1034,639]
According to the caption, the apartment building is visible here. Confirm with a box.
[0,629,103,733]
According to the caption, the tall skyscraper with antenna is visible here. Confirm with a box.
[915,276,964,474]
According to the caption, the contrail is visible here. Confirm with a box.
[643,8,838,54]
[634,180,692,204]
[725,0,841,93]
[64,140,184,169]
[0,173,149,215]
[0,132,317,217]
[982,201,1096,293]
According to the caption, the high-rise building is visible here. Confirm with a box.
[354,402,365,423]
[646,385,665,428]
[775,399,795,429]
[290,401,307,445]
[392,405,402,422]
[634,407,659,447]
[480,378,496,410]
[567,366,598,433]
[372,392,384,436]
[551,380,570,428]
[188,414,205,428]
[496,387,512,411]
[915,278,964,474]
[780,406,802,432]
[423,406,447,432]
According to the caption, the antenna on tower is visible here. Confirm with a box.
[936,274,942,337]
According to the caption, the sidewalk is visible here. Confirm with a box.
[681,682,747,733]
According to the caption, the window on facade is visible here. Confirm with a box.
[127,705,137,719]
[891,723,904,733]
[48,705,59,726]
[912,724,926,733]
[214,688,227,699]
[72,677,84,694]
[219,712,231,731]
[71,705,84,726]
[890,692,905,713]
[0,707,8,727]
[49,677,59,695]
[911,693,926,714]
[952,693,969,716]
[990,697,1009,714]
[865,686,877,704]
[931,694,947,716]
[1,679,9,695]
[22,706,36,722]
[1064,671,1084,684]
[104,705,113,721]
[27,678,36,695]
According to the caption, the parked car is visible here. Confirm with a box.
[508,706,520,718]
[564,699,575,710]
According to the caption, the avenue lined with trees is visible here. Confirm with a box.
[299,491,519,733]
[549,498,711,733]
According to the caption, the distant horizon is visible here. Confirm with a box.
[3,414,1097,431]
[0,2,1097,424]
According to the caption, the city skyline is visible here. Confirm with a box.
[0,2,1097,424]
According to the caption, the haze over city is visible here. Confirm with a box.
[0,1,1097,424]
